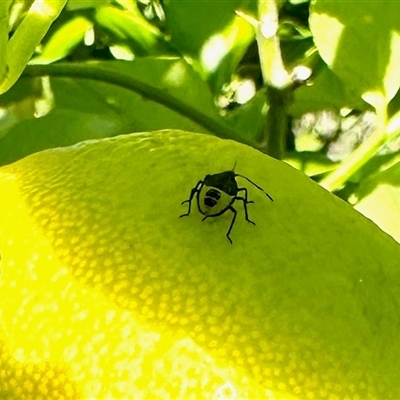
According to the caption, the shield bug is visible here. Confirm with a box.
[179,169,273,244]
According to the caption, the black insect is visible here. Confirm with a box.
[179,170,273,244]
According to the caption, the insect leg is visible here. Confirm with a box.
[237,187,253,204]
[226,206,237,244]
[235,195,256,225]
[180,181,203,218]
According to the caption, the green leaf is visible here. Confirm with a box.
[0,0,68,94]
[94,5,171,56]
[223,89,267,143]
[284,151,337,177]
[354,158,400,243]
[0,0,12,85]
[289,64,368,117]
[31,16,92,64]
[310,0,400,103]
[0,76,41,111]
[0,107,122,167]
[348,153,400,184]
[388,87,400,117]
[66,0,110,11]
[165,0,246,56]
[7,0,33,29]
[289,0,309,4]
[0,59,228,165]
[206,13,255,91]
[164,0,256,85]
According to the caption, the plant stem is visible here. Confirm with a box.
[261,86,292,159]
[22,62,240,142]
[256,0,290,89]
[256,0,292,159]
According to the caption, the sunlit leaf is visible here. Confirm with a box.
[0,59,224,165]
[31,16,92,65]
[0,0,67,94]
[290,65,368,117]
[354,158,400,243]
[310,0,400,103]
[164,0,256,87]
[95,5,171,56]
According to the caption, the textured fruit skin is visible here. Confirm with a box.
[1,129,400,399]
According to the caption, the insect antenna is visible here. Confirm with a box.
[231,160,237,172]
[235,174,274,201]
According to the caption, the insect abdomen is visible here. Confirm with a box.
[204,189,220,207]
[198,186,234,216]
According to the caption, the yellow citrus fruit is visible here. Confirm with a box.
[1,129,400,399]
